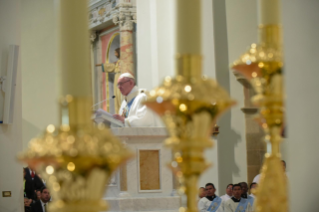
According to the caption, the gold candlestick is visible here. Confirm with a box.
[144,2,235,211]
[18,1,133,212]
[144,59,235,212]
[232,0,287,211]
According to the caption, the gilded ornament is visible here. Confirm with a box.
[144,54,235,212]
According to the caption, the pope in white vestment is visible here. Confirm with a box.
[113,73,163,127]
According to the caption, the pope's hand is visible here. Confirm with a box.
[113,114,125,123]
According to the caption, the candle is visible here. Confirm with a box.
[59,0,91,97]
[258,0,282,25]
[176,0,201,54]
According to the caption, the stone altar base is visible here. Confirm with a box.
[102,127,181,212]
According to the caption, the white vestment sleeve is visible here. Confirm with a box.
[124,94,156,127]
[198,198,207,212]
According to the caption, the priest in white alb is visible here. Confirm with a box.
[112,73,163,127]
[220,184,233,202]
[198,183,223,212]
[224,184,253,212]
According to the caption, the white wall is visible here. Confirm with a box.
[198,0,220,194]
[0,0,23,211]
[212,0,257,189]
[21,0,60,149]
[136,0,175,91]
[136,0,220,192]
[283,1,319,211]
[224,0,258,185]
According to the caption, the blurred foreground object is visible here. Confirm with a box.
[232,0,288,211]
[18,1,133,212]
[144,1,235,212]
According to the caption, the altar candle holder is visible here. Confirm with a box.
[231,0,288,211]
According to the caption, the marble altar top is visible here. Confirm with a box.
[111,127,168,137]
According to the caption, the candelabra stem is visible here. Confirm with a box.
[185,175,199,212]
[269,126,281,156]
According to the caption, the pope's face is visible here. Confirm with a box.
[117,77,134,96]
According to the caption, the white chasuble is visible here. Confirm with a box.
[119,86,163,127]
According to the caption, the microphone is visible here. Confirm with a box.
[92,95,116,108]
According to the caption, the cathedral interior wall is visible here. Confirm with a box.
[0,1,23,212]
[20,0,60,150]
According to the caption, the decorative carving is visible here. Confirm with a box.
[88,0,136,30]
[90,31,97,42]
[112,3,136,31]
[89,1,113,29]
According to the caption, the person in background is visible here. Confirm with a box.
[24,167,44,191]
[198,187,206,199]
[35,189,41,200]
[31,187,51,212]
[198,183,223,212]
[239,182,254,206]
[224,184,253,212]
[24,168,36,201]
[24,197,32,212]
[249,183,257,198]
[220,184,233,202]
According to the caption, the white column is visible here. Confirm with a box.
[136,0,175,90]
[201,0,216,79]
[154,0,175,83]
[213,0,257,190]
[0,1,23,211]
[136,0,153,90]
[198,0,219,194]
[225,0,257,184]
[283,1,319,211]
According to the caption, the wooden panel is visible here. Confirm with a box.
[139,150,160,190]
[120,164,127,191]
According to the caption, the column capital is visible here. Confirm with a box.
[112,2,136,31]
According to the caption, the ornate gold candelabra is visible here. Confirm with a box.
[18,1,133,212]
[232,0,287,211]
[19,99,132,212]
[145,55,235,212]
[144,2,235,212]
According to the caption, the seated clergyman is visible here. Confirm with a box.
[220,184,233,202]
[249,183,257,198]
[224,184,253,212]
[239,182,254,206]
[112,73,163,127]
[198,187,206,199]
[198,183,223,212]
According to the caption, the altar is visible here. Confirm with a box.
[103,127,181,212]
